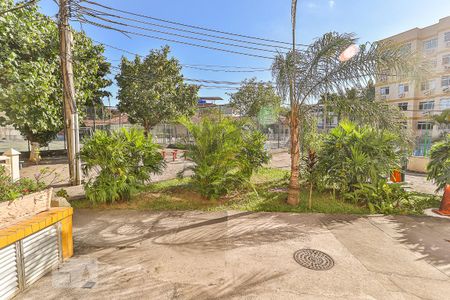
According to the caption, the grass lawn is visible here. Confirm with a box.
[72,168,440,215]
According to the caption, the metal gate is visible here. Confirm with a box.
[22,225,61,287]
[0,224,61,300]
[0,244,20,300]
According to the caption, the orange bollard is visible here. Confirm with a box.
[390,169,402,183]
[433,184,450,216]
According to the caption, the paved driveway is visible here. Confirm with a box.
[19,210,450,299]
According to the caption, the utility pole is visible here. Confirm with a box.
[59,0,81,185]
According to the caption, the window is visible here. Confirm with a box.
[419,101,435,110]
[445,32,450,42]
[398,102,408,111]
[421,80,436,91]
[441,99,450,109]
[380,86,389,95]
[417,122,433,130]
[398,84,409,94]
[443,54,450,65]
[442,76,450,87]
[423,38,438,50]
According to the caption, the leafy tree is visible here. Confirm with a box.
[228,78,281,118]
[427,134,450,192]
[179,116,269,199]
[0,0,111,158]
[117,46,199,134]
[80,128,165,203]
[272,31,418,205]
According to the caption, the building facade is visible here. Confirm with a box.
[376,16,450,157]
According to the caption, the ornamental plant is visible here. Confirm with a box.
[318,120,405,193]
[179,117,270,199]
[0,166,45,202]
[427,134,450,191]
[80,128,165,203]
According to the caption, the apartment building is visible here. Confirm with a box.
[376,16,450,157]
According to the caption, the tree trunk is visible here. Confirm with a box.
[29,142,41,164]
[287,0,300,206]
[309,182,313,210]
[287,105,300,205]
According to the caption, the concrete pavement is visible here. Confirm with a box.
[19,210,450,299]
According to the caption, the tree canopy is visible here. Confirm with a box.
[228,78,281,118]
[116,46,199,133]
[0,0,111,147]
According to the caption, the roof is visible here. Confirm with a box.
[83,114,129,127]
[198,97,223,101]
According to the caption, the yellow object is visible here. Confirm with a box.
[0,207,73,259]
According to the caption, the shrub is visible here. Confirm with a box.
[0,166,45,201]
[179,117,270,199]
[427,134,450,192]
[80,128,165,203]
[345,178,436,215]
[318,120,404,193]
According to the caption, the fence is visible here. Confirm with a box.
[0,120,290,153]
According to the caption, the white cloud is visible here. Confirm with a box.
[329,0,335,8]
[307,2,317,9]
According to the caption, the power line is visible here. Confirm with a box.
[79,0,308,48]
[74,4,292,51]
[95,39,271,71]
[76,9,285,55]
[182,66,270,73]
[77,17,274,60]
[106,72,241,90]
[108,65,258,85]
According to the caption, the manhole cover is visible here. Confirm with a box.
[293,249,334,271]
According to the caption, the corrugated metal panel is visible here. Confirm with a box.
[0,244,19,300]
[22,225,60,287]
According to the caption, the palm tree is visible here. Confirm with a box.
[272,27,417,205]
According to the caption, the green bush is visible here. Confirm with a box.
[345,178,437,215]
[318,120,404,193]
[179,117,270,199]
[0,166,45,202]
[80,128,165,203]
[427,134,450,192]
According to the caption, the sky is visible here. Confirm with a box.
[38,0,450,106]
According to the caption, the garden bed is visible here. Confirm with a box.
[71,168,440,215]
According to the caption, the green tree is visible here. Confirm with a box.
[117,46,199,134]
[228,78,281,118]
[0,0,111,158]
[272,31,418,205]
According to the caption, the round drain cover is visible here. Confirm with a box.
[293,249,334,271]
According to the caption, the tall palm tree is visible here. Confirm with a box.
[285,0,300,205]
[272,28,417,205]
